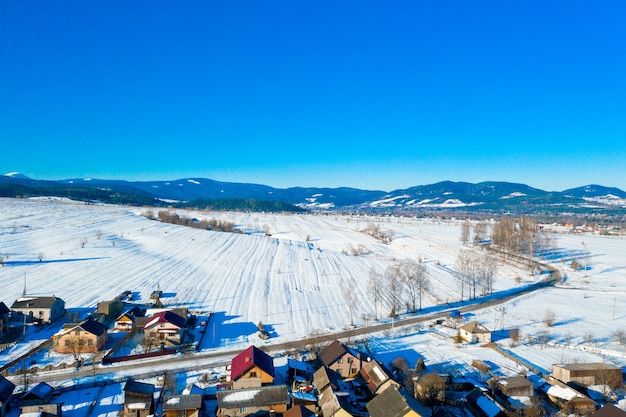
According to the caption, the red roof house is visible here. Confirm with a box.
[230,345,275,389]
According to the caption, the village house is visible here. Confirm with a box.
[0,375,15,417]
[459,321,492,344]
[592,404,626,417]
[123,379,155,417]
[360,359,398,395]
[490,376,534,398]
[319,340,368,378]
[143,310,186,348]
[216,385,289,417]
[229,345,275,389]
[466,388,506,417]
[313,366,341,393]
[284,405,316,417]
[0,302,10,341]
[115,306,146,332]
[96,299,124,320]
[19,382,62,417]
[413,373,446,404]
[317,384,354,417]
[552,362,623,389]
[11,296,65,323]
[541,377,596,416]
[162,394,203,417]
[367,385,425,417]
[53,318,108,354]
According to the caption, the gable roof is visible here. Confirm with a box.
[284,405,316,417]
[230,345,275,381]
[367,385,420,417]
[313,365,341,392]
[22,382,54,402]
[0,375,15,403]
[0,302,10,316]
[124,380,155,397]
[319,339,365,367]
[592,404,626,417]
[361,359,393,392]
[144,310,185,330]
[162,394,203,411]
[216,385,288,409]
[59,318,108,338]
[12,296,64,310]
[460,321,491,334]
[116,306,145,321]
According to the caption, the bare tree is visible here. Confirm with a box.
[473,221,489,244]
[341,276,357,327]
[390,259,430,312]
[460,220,471,245]
[543,309,556,327]
[368,268,383,321]
[385,267,401,318]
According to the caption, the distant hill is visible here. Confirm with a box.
[2,172,625,215]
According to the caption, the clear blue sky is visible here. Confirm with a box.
[1,1,625,192]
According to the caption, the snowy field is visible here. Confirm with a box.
[1,197,626,382]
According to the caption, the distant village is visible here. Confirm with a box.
[0,288,624,417]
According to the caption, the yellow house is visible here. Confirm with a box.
[53,319,108,354]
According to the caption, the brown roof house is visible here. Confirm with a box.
[0,302,10,341]
[592,404,626,417]
[367,385,425,417]
[229,345,275,389]
[413,373,446,405]
[284,405,316,417]
[162,394,203,417]
[459,321,491,344]
[317,384,354,417]
[123,379,156,417]
[0,375,15,417]
[360,359,399,395]
[541,377,596,416]
[319,340,369,379]
[11,296,65,323]
[552,363,623,389]
[53,318,108,355]
[216,385,289,417]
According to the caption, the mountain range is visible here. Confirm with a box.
[2,172,626,215]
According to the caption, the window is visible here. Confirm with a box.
[88,339,94,345]
[250,371,257,378]
[337,357,342,364]
[65,340,70,346]
[347,357,353,364]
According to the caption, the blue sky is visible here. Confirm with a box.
[1,1,625,192]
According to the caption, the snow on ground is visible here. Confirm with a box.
[1,198,626,388]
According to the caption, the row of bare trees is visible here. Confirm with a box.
[365,260,430,321]
[454,250,498,301]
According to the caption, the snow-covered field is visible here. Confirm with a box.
[1,197,626,385]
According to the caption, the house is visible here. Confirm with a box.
[319,340,368,378]
[20,382,55,407]
[490,376,534,398]
[290,391,318,414]
[19,382,62,417]
[229,345,275,389]
[143,310,186,348]
[162,394,203,417]
[97,300,124,320]
[367,385,425,417]
[541,377,596,416]
[313,366,341,393]
[53,318,108,354]
[413,373,446,404]
[360,359,399,395]
[317,385,354,417]
[11,296,65,323]
[466,388,506,417]
[592,404,626,417]
[459,321,491,344]
[552,363,623,389]
[115,306,146,332]
[284,405,316,417]
[0,302,10,341]
[0,375,15,417]
[216,385,289,417]
[123,379,155,417]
